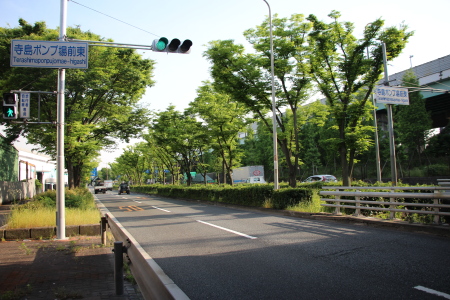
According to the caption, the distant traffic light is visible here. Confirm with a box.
[2,93,18,120]
[152,37,193,54]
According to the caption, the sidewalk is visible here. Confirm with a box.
[0,235,143,300]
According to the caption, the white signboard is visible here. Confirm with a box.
[10,40,88,69]
[20,92,30,118]
[374,86,409,105]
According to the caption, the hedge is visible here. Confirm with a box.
[131,184,313,209]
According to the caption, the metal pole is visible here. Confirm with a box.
[114,241,124,295]
[56,0,67,240]
[263,0,279,190]
[101,217,107,246]
[382,43,398,186]
[372,94,382,183]
[367,48,382,183]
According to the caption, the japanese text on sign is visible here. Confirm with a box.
[373,86,409,105]
[20,93,30,119]
[10,40,88,69]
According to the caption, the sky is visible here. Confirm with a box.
[1,0,449,168]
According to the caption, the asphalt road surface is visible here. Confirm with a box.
[96,191,450,300]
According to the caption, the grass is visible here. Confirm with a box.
[5,187,101,229]
[287,190,334,213]
[6,208,101,229]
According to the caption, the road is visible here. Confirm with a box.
[96,191,450,299]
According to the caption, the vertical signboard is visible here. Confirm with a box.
[20,92,30,118]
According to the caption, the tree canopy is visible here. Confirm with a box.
[0,19,155,187]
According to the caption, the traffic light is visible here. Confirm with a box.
[2,93,18,120]
[152,37,193,54]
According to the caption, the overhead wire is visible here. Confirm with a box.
[69,0,161,38]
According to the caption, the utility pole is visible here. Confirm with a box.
[382,43,398,186]
[56,0,67,240]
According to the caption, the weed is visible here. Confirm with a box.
[56,244,66,251]
[0,284,32,300]
[123,262,137,285]
[70,246,83,253]
[19,243,32,255]
[52,286,83,299]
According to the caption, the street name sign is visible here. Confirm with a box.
[374,86,409,105]
[10,40,88,69]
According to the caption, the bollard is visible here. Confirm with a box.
[100,217,107,246]
[114,241,124,295]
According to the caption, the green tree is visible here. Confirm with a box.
[0,20,154,188]
[239,121,273,178]
[149,106,204,186]
[394,71,432,169]
[189,82,252,185]
[307,11,413,186]
[205,14,313,187]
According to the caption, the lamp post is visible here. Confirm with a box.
[263,0,279,190]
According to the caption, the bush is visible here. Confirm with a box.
[29,187,95,210]
[426,164,449,176]
[272,188,313,209]
[133,184,313,209]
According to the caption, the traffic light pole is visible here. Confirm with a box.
[56,0,67,240]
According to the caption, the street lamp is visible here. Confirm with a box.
[263,0,279,190]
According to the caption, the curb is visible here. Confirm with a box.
[0,224,100,240]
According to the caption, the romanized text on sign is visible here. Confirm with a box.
[10,40,88,69]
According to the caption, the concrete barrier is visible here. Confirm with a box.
[1,224,100,240]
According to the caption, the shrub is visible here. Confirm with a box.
[426,164,449,176]
[30,187,94,210]
[272,188,313,209]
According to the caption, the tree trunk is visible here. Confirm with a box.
[279,139,297,188]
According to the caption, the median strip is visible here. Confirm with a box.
[197,220,257,239]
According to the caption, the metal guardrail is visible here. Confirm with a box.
[105,212,189,300]
[320,185,450,223]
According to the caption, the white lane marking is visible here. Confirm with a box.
[197,220,257,239]
[415,286,450,299]
[152,206,171,213]
[133,200,142,203]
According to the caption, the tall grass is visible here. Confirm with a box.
[7,207,101,229]
[287,190,334,213]
[5,187,101,229]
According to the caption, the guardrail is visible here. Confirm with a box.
[104,212,189,300]
[320,185,450,224]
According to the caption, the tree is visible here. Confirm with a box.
[307,11,413,186]
[0,20,154,188]
[394,71,432,168]
[205,14,313,187]
[188,82,252,185]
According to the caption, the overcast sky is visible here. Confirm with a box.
[1,0,449,167]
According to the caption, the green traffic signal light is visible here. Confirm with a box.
[6,107,14,117]
[2,106,16,119]
[155,37,169,51]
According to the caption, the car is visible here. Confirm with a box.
[118,182,130,194]
[303,175,337,182]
